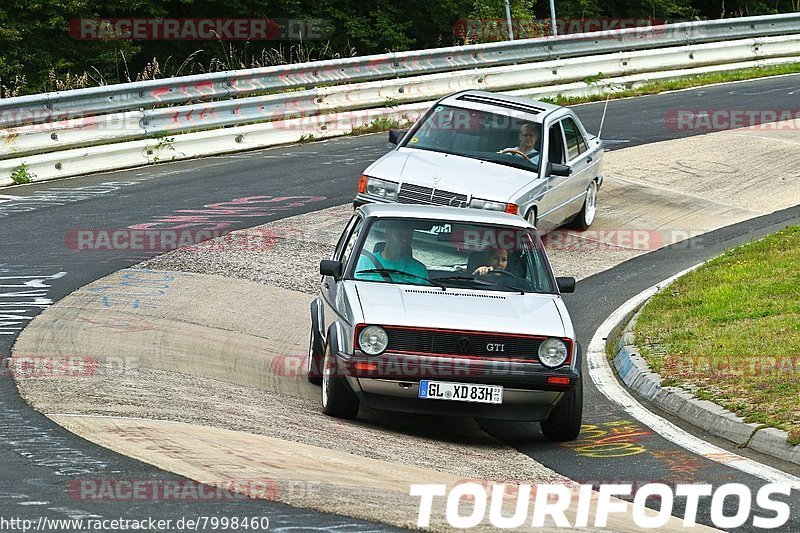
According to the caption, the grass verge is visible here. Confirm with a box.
[540,62,800,106]
[634,226,800,445]
[294,117,413,144]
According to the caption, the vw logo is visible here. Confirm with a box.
[456,336,471,353]
[432,174,441,186]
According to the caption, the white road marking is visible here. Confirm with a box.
[587,264,800,489]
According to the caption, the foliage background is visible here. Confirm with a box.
[1,0,798,96]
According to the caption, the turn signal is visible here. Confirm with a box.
[354,362,378,372]
[505,203,519,215]
[547,376,571,385]
[358,175,368,193]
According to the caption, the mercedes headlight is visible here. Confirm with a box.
[365,177,399,201]
[358,325,389,355]
[469,198,519,214]
[538,338,569,368]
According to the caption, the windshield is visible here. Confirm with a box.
[402,105,542,173]
[348,217,557,294]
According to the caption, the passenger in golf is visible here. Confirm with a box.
[472,247,510,276]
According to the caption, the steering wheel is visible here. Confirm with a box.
[482,269,518,278]
[498,148,531,160]
[478,268,533,291]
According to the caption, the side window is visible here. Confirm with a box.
[547,122,566,165]
[333,215,359,260]
[339,217,364,268]
[562,118,587,161]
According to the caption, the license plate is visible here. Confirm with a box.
[418,380,503,404]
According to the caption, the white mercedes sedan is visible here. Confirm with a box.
[354,90,604,233]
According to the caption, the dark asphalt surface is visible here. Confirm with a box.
[1,74,799,531]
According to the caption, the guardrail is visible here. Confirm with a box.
[1,13,800,186]
[3,13,800,129]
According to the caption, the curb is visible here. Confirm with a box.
[610,298,800,467]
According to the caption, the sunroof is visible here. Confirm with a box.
[456,94,547,114]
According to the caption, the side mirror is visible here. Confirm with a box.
[556,276,576,293]
[320,260,343,279]
[388,129,408,145]
[547,162,572,177]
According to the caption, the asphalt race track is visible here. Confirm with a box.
[1,74,799,530]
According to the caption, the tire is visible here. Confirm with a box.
[307,327,324,385]
[540,379,583,442]
[570,180,598,230]
[526,207,537,228]
[321,346,359,419]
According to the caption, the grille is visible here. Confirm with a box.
[385,326,543,360]
[398,183,468,207]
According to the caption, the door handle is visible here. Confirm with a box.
[323,282,330,289]
[586,156,593,163]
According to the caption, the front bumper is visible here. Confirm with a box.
[335,350,579,421]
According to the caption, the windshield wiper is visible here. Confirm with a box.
[436,275,525,294]
[477,277,525,294]
[472,155,538,173]
[356,268,446,290]
[435,275,480,284]
[406,145,538,173]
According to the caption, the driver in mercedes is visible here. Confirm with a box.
[499,123,540,159]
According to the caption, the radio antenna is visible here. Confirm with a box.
[597,89,611,139]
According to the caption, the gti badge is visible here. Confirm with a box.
[487,343,505,352]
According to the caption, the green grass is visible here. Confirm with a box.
[10,163,35,184]
[634,227,800,445]
[293,117,412,145]
[539,62,800,106]
[348,117,413,136]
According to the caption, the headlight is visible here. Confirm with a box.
[358,325,389,355]
[538,338,569,368]
[365,177,398,201]
[469,198,519,214]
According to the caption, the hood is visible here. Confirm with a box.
[366,148,538,201]
[353,282,566,338]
